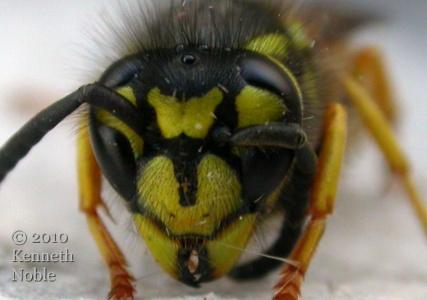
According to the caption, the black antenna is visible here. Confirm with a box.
[0,83,143,183]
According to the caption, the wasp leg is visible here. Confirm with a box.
[343,74,427,235]
[227,122,317,280]
[229,140,315,279]
[351,48,397,123]
[229,177,310,280]
[273,104,347,300]
[77,120,135,300]
[228,217,303,280]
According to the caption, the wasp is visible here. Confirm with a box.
[0,1,426,299]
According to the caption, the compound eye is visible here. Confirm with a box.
[89,121,136,202]
[238,53,302,124]
[99,55,141,88]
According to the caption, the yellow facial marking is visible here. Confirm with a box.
[197,155,242,224]
[137,155,241,236]
[245,33,289,58]
[148,87,223,139]
[207,214,257,279]
[235,86,286,128]
[133,215,180,279]
[133,212,257,281]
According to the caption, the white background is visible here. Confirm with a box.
[0,1,426,299]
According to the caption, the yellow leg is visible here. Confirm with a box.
[273,104,348,300]
[77,119,135,299]
[351,48,397,123]
[342,74,427,235]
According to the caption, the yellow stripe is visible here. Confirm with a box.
[95,109,143,158]
[94,85,143,157]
